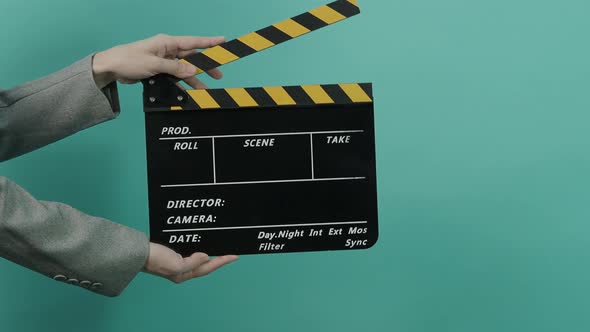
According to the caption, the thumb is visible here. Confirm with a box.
[156,58,197,78]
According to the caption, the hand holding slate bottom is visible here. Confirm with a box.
[143,243,239,284]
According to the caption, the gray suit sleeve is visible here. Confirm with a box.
[0,55,150,297]
[0,55,121,161]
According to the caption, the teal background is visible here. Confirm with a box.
[1,0,589,331]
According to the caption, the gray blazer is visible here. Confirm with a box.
[0,55,149,297]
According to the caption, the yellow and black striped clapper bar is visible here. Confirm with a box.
[142,0,378,256]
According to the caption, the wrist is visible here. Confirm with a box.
[142,242,153,272]
[92,50,116,89]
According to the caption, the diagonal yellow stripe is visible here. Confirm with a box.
[339,84,372,102]
[225,88,258,107]
[273,19,310,38]
[347,0,359,7]
[263,86,296,105]
[301,85,335,104]
[201,46,239,65]
[309,6,347,24]
[186,90,221,109]
[180,59,204,75]
[238,32,275,51]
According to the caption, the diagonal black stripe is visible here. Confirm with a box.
[183,52,221,71]
[221,39,257,58]
[256,25,292,45]
[208,89,239,108]
[359,83,373,99]
[284,86,315,105]
[292,12,328,31]
[327,0,361,18]
[246,88,277,107]
[181,92,201,110]
[322,84,353,104]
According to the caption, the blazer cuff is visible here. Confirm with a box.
[101,81,121,115]
[49,219,150,298]
[89,53,121,117]
[95,227,150,297]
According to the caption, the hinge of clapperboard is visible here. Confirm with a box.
[141,0,372,111]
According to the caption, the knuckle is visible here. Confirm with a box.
[172,262,184,272]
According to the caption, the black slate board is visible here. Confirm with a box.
[144,86,378,256]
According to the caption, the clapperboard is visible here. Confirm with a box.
[142,0,377,256]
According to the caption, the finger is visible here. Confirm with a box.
[117,78,139,84]
[175,255,238,283]
[169,253,210,283]
[176,50,223,79]
[183,76,208,89]
[152,57,196,79]
[147,34,179,57]
[190,255,239,278]
[177,49,197,58]
[206,68,223,80]
[170,252,212,283]
[175,81,189,91]
[180,252,210,273]
[173,36,225,51]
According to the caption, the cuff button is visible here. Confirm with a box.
[53,275,67,282]
[90,282,103,290]
[67,279,79,285]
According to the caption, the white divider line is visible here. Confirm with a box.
[163,220,368,233]
[310,133,315,179]
[161,177,366,188]
[212,137,217,183]
[159,129,364,141]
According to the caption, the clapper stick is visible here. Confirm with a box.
[143,0,363,110]
[180,0,361,75]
